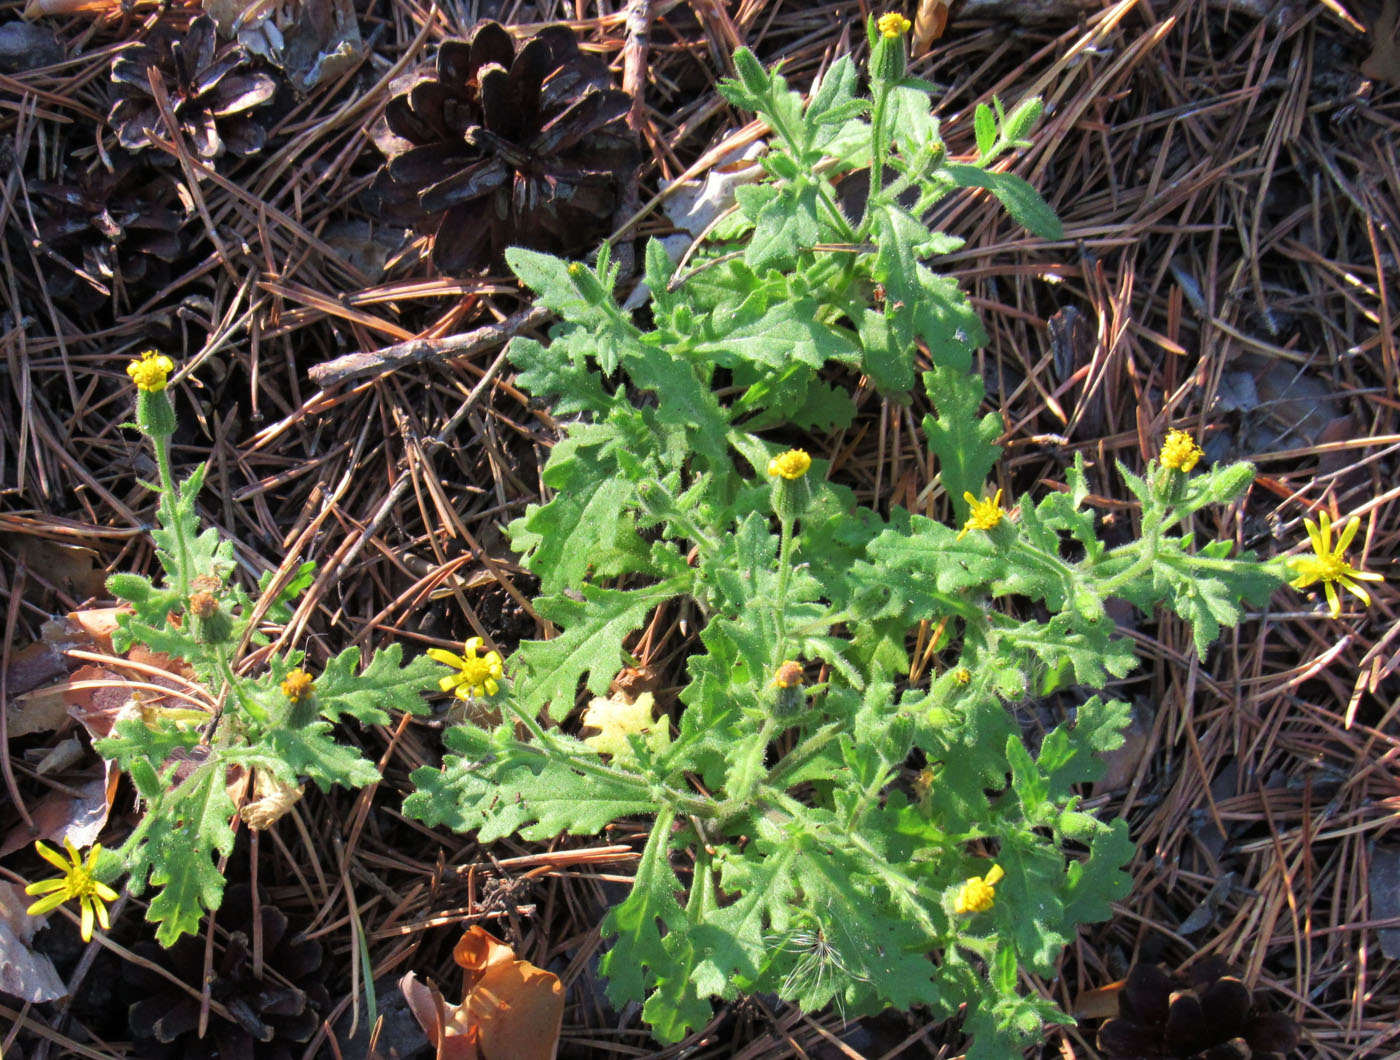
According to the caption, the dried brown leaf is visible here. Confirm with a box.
[1362,0,1400,81]
[402,926,562,1060]
[0,768,116,858]
[912,0,950,54]
[0,882,69,1002]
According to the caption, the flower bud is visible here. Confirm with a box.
[870,13,910,84]
[136,389,176,439]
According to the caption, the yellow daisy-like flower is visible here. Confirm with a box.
[953,864,1004,915]
[428,636,505,699]
[126,349,175,392]
[767,448,812,480]
[877,11,912,37]
[957,489,1005,540]
[25,839,120,942]
[1160,428,1204,472]
[280,668,316,703]
[1288,512,1383,618]
[953,666,972,685]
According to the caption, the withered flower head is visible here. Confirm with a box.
[371,20,637,274]
[1098,959,1300,1060]
[108,16,279,160]
[188,591,219,619]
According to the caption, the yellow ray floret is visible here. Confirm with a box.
[1288,511,1383,618]
[427,636,505,698]
[877,12,912,37]
[26,839,120,942]
[126,349,175,392]
[953,864,1004,915]
[1159,428,1203,472]
[768,448,812,480]
[957,489,1005,540]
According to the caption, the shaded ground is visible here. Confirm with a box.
[2,0,1397,1056]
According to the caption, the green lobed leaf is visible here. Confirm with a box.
[316,642,437,724]
[256,560,316,623]
[600,814,689,1016]
[737,181,823,271]
[405,724,657,841]
[1036,696,1131,797]
[128,763,238,945]
[923,366,1003,521]
[515,581,685,719]
[509,334,613,417]
[268,722,381,790]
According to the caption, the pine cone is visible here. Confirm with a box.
[21,155,186,310]
[109,16,278,160]
[126,884,329,1060]
[371,20,637,274]
[1097,959,1301,1059]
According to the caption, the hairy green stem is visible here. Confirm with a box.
[152,435,192,599]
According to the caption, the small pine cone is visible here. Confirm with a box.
[109,16,278,160]
[23,154,186,310]
[370,20,638,274]
[126,884,329,1060]
[1097,959,1301,1060]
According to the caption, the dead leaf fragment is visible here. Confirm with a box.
[0,768,117,858]
[1362,0,1400,82]
[0,882,69,1002]
[912,0,950,54]
[402,926,563,1060]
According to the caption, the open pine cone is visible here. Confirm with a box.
[1097,959,1301,1059]
[21,155,186,310]
[370,20,637,274]
[109,16,278,160]
[126,884,329,1060]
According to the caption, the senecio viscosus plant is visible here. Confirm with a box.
[401,15,1308,1055]
[26,13,1384,1060]
[40,348,442,946]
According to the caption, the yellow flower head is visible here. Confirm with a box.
[126,349,175,392]
[1288,512,1383,618]
[427,636,505,699]
[26,839,120,942]
[768,448,812,480]
[953,666,972,685]
[773,660,805,688]
[877,11,912,37]
[953,864,1004,915]
[280,668,316,703]
[957,489,1005,540]
[1160,429,1204,472]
